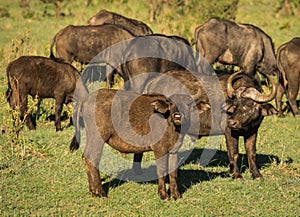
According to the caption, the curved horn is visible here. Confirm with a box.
[227,70,244,98]
[241,74,277,103]
[191,87,202,101]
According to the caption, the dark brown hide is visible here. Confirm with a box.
[6,56,88,131]
[50,24,135,64]
[121,34,198,92]
[70,89,196,200]
[87,9,153,36]
[276,37,300,117]
[194,18,278,77]
[50,24,135,87]
[133,70,277,179]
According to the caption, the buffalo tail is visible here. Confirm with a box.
[70,101,84,151]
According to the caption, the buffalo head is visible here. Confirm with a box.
[151,98,182,126]
[223,71,277,130]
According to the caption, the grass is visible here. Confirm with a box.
[0,0,299,216]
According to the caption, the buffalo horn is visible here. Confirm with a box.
[241,74,277,103]
[191,88,202,101]
[227,71,277,103]
[226,70,243,98]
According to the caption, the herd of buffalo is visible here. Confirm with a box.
[5,9,300,200]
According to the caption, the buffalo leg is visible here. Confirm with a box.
[168,153,181,200]
[244,132,262,179]
[154,151,168,200]
[287,79,299,116]
[133,153,143,175]
[54,98,64,131]
[82,155,107,198]
[275,83,285,117]
[19,94,35,130]
[225,129,243,179]
[106,64,115,88]
[83,129,106,198]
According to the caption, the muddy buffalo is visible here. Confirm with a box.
[276,37,300,117]
[6,56,88,131]
[70,89,200,200]
[87,9,153,36]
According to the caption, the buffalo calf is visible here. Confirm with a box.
[70,89,198,200]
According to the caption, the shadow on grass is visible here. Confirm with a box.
[102,148,280,196]
[28,110,72,130]
[183,148,280,170]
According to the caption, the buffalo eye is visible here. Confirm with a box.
[222,100,235,114]
[151,100,170,114]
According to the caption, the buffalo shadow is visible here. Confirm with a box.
[100,148,279,197]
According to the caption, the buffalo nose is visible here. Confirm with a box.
[228,119,239,128]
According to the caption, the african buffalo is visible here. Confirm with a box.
[120,34,201,92]
[194,18,278,77]
[6,56,88,131]
[133,69,277,179]
[50,24,135,87]
[70,89,200,200]
[276,37,300,117]
[87,9,153,36]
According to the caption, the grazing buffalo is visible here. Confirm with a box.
[276,37,300,117]
[70,89,200,200]
[194,18,278,77]
[133,70,277,179]
[87,9,153,36]
[121,34,200,92]
[50,24,135,87]
[6,56,88,131]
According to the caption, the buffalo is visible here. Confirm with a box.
[6,56,88,131]
[133,69,277,179]
[87,9,153,36]
[120,34,201,92]
[50,24,135,87]
[276,37,300,117]
[194,18,278,77]
[70,89,200,200]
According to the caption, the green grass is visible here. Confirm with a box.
[0,0,299,216]
[1,117,299,216]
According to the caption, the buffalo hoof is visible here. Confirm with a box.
[234,176,244,181]
[158,191,169,200]
[229,171,243,180]
[278,113,285,118]
[252,174,263,180]
[172,192,182,200]
[91,189,107,198]
[28,124,36,130]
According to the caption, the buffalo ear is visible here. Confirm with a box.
[261,103,278,116]
[222,99,235,114]
[151,100,170,114]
